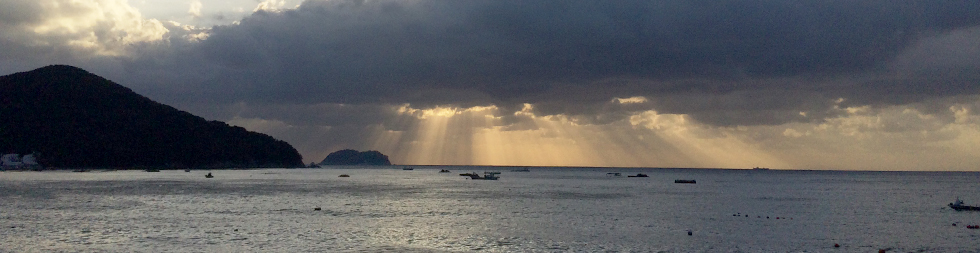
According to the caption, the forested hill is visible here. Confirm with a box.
[0,65,304,169]
[320,149,392,166]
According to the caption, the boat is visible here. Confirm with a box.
[338,174,350,177]
[752,167,770,170]
[402,167,414,170]
[205,172,214,178]
[606,172,622,177]
[145,168,161,172]
[439,169,450,173]
[184,169,191,172]
[949,198,980,211]
[461,172,500,180]
[674,179,696,184]
[511,167,530,172]
[480,172,500,180]
[628,173,649,178]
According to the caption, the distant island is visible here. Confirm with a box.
[0,65,305,169]
[319,149,391,166]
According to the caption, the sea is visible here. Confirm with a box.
[1,167,979,252]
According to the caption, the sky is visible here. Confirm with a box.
[2,0,980,171]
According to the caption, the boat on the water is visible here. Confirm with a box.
[949,198,980,211]
[439,169,450,173]
[205,172,214,178]
[511,167,530,172]
[461,172,500,180]
[402,167,414,170]
[628,173,649,178]
[606,172,622,177]
[752,167,770,170]
[674,179,696,184]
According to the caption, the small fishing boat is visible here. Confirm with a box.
[205,172,214,178]
[402,167,414,170]
[461,172,500,180]
[628,173,649,178]
[674,179,696,184]
[439,169,450,173]
[949,198,980,211]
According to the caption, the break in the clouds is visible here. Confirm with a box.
[2,0,980,170]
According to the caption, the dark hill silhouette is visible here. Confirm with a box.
[320,149,391,165]
[0,65,304,169]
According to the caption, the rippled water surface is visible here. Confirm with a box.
[2,167,980,252]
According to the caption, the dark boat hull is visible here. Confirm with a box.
[950,204,980,211]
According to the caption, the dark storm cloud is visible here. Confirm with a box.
[117,0,980,126]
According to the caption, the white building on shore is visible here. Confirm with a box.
[1,153,40,170]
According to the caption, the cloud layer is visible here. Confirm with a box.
[135,0,980,126]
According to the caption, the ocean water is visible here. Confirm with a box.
[1,167,979,252]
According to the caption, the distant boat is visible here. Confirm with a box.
[461,172,500,180]
[403,167,414,170]
[752,167,770,170]
[338,174,350,177]
[628,173,649,178]
[145,168,160,172]
[606,172,622,177]
[511,167,530,172]
[949,198,980,211]
[439,169,450,173]
[674,179,696,184]
[184,169,191,172]
[205,172,214,178]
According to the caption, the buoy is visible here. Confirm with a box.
[314,207,321,211]
[834,243,840,248]
[687,230,692,236]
